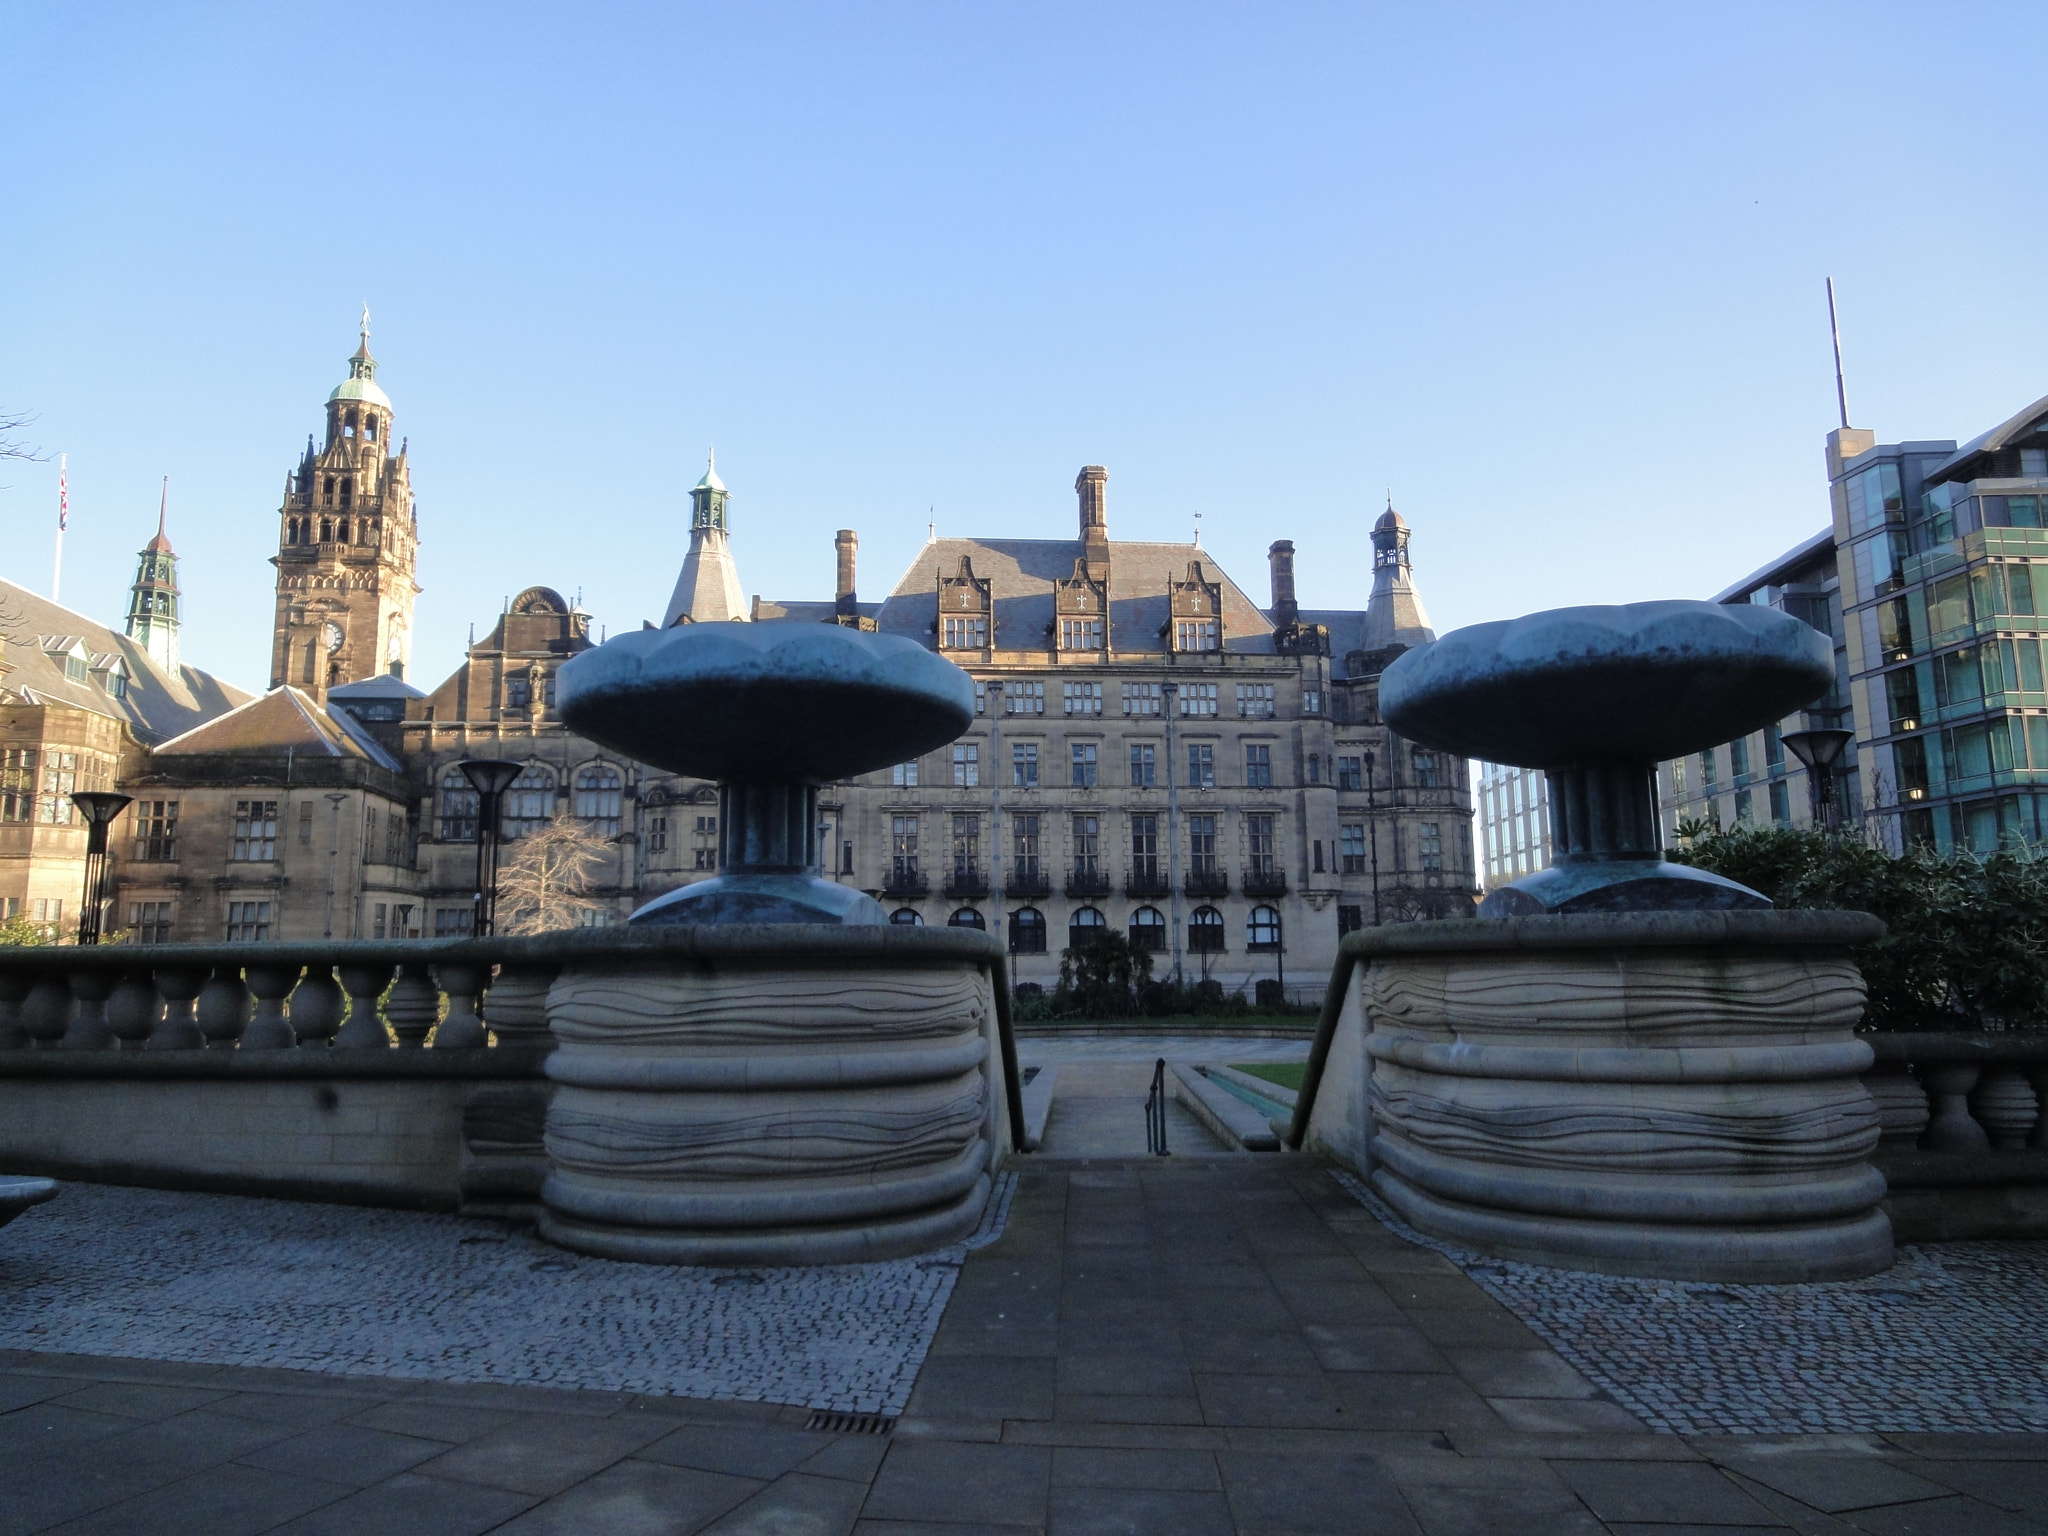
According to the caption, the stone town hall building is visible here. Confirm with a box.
[1,328,1476,994]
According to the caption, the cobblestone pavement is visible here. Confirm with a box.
[1,1161,2044,1533]
[1335,1172,2048,1437]
[0,1175,1015,1417]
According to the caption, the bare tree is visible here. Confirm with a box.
[496,817,613,933]
[0,411,44,464]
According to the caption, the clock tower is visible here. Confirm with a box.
[269,312,421,701]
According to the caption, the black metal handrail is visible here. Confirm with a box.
[1005,871,1052,899]
[1145,1057,1170,1156]
[1064,869,1111,899]
[943,869,990,899]
[1184,869,1228,898]
[1243,869,1288,897]
[1123,870,1170,898]
[882,870,930,898]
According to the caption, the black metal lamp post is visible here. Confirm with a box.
[1361,749,1382,926]
[1781,729,1855,835]
[70,791,133,945]
[458,759,524,936]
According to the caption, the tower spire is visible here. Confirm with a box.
[663,450,745,624]
[126,478,181,673]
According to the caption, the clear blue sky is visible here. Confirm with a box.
[4,3,2045,692]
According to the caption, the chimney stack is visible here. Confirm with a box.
[1268,539,1298,628]
[1076,465,1109,580]
[835,529,859,617]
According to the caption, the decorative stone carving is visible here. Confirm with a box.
[1355,911,1894,1283]
[482,965,558,1047]
[1970,1067,2039,1151]
[1862,1067,1930,1147]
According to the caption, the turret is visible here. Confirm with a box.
[662,451,748,625]
[125,479,180,673]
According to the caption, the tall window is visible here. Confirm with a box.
[439,768,479,842]
[1307,754,1321,785]
[1188,814,1218,875]
[1338,905,1365,936]
[892,760,921,787]
[1129,743,1155,787]
[1730,737,1751,781]
[1130,906,1165,952]
[1419,822,1443,870]
[133,800,178,862]
[1189,905,1225,951]
[1236,683,1275,718]
[1337,756,1364,791]
[952,744,979,787]
[36,751,79,824]
[1070,743,1098,787]
[1248,905,1282,950]
[1247,814,1275,874]
[299,803,314,842]
[1187,743,1215,788]
[1769,781,1791,826]
[1340,823,1366,873]
[1060,618,1104,651]
[130,901,173,944]
[694,814,718,869]
[1069,906,1106,951]
[1176,619,1220,652]
[1004,680,1045,715]
[1013,814,1041,877]
[1303,688,1322,714]
[503,765,555,838]
[435,908,474,938]
[386,807,409,867]
[1702,747,1719,788]
[0,749,34,823]
[226,901,272,942]
[943,615,986,649]
[1131,814,1158,878]
[952,814,980,879]
[1009,906,1047,954]
[648,816,668,853]
[506,676,531,709]
[1122,682,1162,716]
[1063,680,1102,715]
[231,800,278,861]
[575,764,623,837]
[1412,751,1443,788]
[891,815,919,880]
[1012,743,1039,787]
[1179,683,1218,717]
[1245,744,1272,788]
[1073,815,1100,875]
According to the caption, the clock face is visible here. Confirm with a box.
[322,622,345,655]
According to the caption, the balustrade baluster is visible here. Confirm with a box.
[334,962,396,1048]
[1863,1066,1931,1147]
[431,963,490,1048]
[61,969,117,1049]
[196,968,253,1048]
[2030,1066,2048,1151]
[241,965,303,1049]
[106,972,162,1049]
[290,965,346,1048]
[0,972,31,1048]
[481,964,556,1047]
[149,967,207,1049]
[1920,1062,1990,1151]
[21,975,74,1048]
[384,964,441,1048]
[1971,1067,2039,1151]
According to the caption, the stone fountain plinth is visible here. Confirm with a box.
[538,622,1004,1264]
[1344,601,1894,1282]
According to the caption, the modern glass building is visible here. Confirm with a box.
[1475,761,1551,890]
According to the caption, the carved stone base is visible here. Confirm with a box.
[1353,911,1894,1283]
[537,940,1000,1265]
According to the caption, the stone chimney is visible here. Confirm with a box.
[1267,539,1298,628]
[835,529,859,618]
[1076,465,1109,581]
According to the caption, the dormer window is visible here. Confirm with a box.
[64,654,87,684]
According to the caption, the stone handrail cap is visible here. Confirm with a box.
[1340,909,1885,957]
[556,620,975,783]
[1380,600,1835,766]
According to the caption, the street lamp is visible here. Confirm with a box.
[1781,729,1854,835]
[458,759,524,936]
[1361,750,1382,926]
[69,791,133,946]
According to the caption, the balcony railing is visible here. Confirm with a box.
[1064,868,1111,899]
[882,869,930,899]
[1005,869,1052,900]
[943,868,990,899]
[1243,869,1288,897]
[1123,869,1170,898]
[1184,869,1228,898]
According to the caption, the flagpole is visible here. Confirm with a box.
[53,454,67,603]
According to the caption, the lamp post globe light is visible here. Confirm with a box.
[458,759,525,937]
[69,791,133,946]
[1780,728,1855,835]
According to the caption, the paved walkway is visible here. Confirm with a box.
[2,1160,2043,1533]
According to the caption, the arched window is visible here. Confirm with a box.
[502,764,555,839]
[323,476,335,506]
[1068,905,1107,952]
[890,908,924,926]
[344,409,358,437]
[336,518,350,543]
[1129,906,1166,953]
[948,908,986,930]
[1248,905,1282,951]
[574,763,623,838]
[363,413,377,441]
[438,767,479,842]
[339,478,353,510]
[285,519,298,546]
[319,518,333,542]
[1009,906,1046,954]
[1189,905,1225,953]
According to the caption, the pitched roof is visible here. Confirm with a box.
[153,687,403,770]
[0,576,249,743]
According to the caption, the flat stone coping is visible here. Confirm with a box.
[1340,909,1884,958]
[0,1047,552,1080]
[1866,1030,2048,1063]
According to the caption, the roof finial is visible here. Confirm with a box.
[158,476,168,541]
[1193,509,1202,547]
[1386,488,1394,513]
[360,302,371,345]
[928,506,936,544]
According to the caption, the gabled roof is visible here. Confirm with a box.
[153,687,403,770]
[0,576,248,742]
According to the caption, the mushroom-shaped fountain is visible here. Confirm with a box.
[524,622,1005,1266]
[1296,600,1894,1282]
